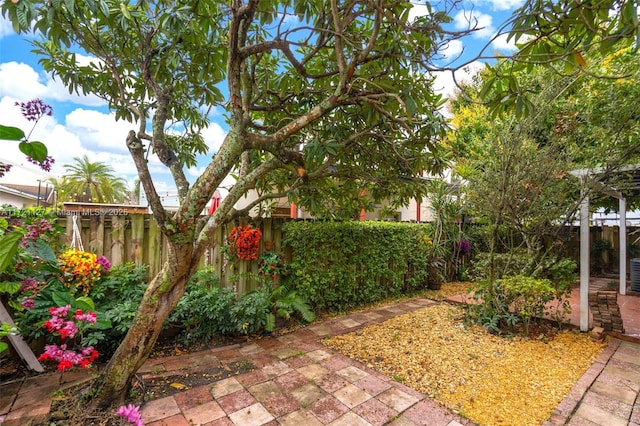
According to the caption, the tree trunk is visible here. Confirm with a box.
[88,241,195,409]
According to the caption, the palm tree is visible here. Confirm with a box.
[59,155,129,203]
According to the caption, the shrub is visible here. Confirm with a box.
[86,263,149,354]
[168,269,315,344]
[282,221,432,311]
[470,250,533,281]
[167,270,237,345]
[467,274,572,334]
[230,285,272,335]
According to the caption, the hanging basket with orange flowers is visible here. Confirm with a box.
[227,225,262,261]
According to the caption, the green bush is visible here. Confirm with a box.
[86,263,149,354]
[467,274,572,334]
[167,270,237,345]
[282,221,433,311]
[167,269,315,344]
[470,250,533,281]
[230,285,272,335]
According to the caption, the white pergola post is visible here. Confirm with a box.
[620,198,627,295]
[580,192,590,332]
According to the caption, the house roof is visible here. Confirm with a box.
[0,183,55,202]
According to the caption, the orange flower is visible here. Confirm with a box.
[57,249,102,295]
[228,225,262,261]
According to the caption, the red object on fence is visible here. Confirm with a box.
[290,203,297,219]
[208,190,221,215]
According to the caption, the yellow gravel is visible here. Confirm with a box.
[323,303,606,426]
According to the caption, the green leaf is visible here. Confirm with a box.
[0,342,8,353]
[119,2,131,20]
[75,296,95,311]
[0,125,25,141]
[0,231,23,274]
[24,239,57,263]
[0,281,21,295]
[265,312,275,332]
[18,141,48,163]
[52,291,74,307]
[93,317,112,330]
[404,94,418,117]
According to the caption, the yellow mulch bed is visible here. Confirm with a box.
[323,303,606,426]
[420,281,475,300]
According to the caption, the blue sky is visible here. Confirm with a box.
[0,1,520,205]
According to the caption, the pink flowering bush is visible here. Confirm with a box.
[37,305,99,371]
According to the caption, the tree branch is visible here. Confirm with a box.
[126,130,173,233]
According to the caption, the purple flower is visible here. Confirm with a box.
[26,155,55,172]
[20,278,39,293]
[96,256,111,273]
[116,404,144,426]
[455,239,471,256]
[15,99,53,122]
[21,219,53,247]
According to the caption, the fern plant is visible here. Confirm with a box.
[265,284,315,332]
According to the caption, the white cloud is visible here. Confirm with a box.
[65,109,134,154]
[408,4,430,23]
[482,0,525,12]
[491,33,519,53]
[0,62,45,99]
[432,60,485,101]
[201,122,227,154]
[440,39,464,60]
[455,10,495,39]
[0,95,141,189]
[0,61,105,107]
[0,15,14,38]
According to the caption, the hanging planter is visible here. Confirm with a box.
[227,225,262,261]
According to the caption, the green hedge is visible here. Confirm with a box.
[282,221,433,311]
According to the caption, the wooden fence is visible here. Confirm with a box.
[57,214,287,294]
[53,214,640,295]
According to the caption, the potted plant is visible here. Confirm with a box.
[225,225,262,261]
[258,252,289,281]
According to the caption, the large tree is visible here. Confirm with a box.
[3,0,638,409]
[3,0,463,407]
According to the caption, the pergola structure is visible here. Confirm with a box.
[571,165,640,331]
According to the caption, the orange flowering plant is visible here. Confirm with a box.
[58,249,110,295]
[227,225,262,261]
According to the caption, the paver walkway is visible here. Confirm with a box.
[2,286,640,426]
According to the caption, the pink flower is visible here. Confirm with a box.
[96,256,111,272]
[56,321,79,339]
[116,404,144,426]
[20,296,35,309]
[73,310,97,324]
[38,307,100,372]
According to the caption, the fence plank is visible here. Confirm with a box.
[111,216,125,265]
[148,217,162,278]
[130,215,145,267]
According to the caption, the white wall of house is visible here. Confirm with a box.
[0,190,36,208]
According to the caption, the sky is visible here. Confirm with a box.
[0,0,521,206]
